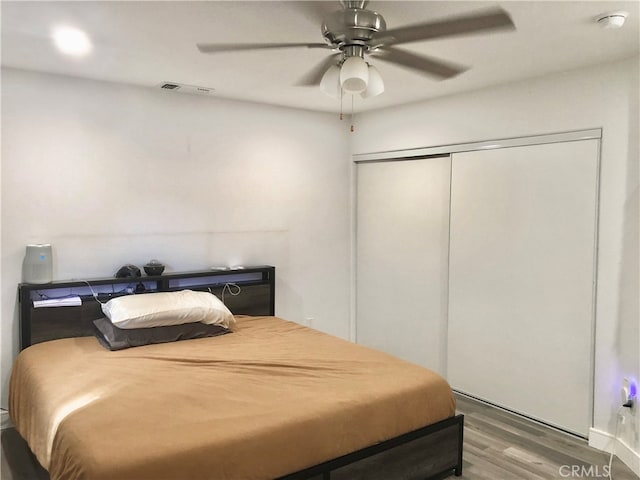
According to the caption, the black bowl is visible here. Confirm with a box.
[144,265,165,276]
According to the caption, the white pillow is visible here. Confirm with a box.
[101,290,235,330]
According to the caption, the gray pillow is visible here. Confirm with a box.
[93,317,230,351]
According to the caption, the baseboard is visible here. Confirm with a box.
[1,409,13,430]
[589,427,640,477]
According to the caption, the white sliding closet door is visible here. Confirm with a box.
[447,140,598,436]
[356,157,450,374]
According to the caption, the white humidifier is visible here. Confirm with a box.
[23,244,53,283]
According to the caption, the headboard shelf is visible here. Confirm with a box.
[19,266,275,350]
[20,265,274,290]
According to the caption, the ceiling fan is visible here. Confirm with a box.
[197,1,515,99]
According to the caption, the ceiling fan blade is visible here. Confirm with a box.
[197,42,330,54]
[374,7,515,47]
[371,47,467,80]
[295,53,342,86]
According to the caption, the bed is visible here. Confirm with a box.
[10,268,464,480]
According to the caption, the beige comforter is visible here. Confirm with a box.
[10,316,455,480]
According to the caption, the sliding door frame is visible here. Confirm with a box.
[351,128,602,436]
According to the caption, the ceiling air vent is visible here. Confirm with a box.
[156,82,214,96]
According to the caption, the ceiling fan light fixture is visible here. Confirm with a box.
[361,64,384,98]
[320,65,342,99]
[340,56,369,93]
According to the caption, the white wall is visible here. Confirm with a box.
[352,56,640,468]
[1,68,351,407]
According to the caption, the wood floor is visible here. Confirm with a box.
[1,394,638,480]
[455,394,638,480]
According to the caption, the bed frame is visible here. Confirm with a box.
[17,266,464,480]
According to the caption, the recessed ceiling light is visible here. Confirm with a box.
[53,27,92,56]
[596,12,628,29]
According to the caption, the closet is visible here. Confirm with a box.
[355,131,599,436]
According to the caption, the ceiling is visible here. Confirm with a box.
[2,1,638,113]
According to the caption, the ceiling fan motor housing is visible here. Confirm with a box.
[322,7,386,55]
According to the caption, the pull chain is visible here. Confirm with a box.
[350,95,355,133]
[339,88,344,120]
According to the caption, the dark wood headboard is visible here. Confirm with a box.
[18,266,275,350]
